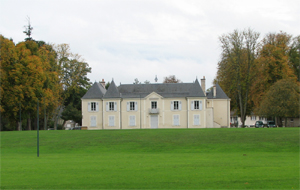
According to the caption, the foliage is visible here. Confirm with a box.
[61,104,82,124]
[23,16,33,41]
[289,35,300,81]
[255,79,300,119]
[251,32,297,108]
[1,129,299,189]
[133,78,141,84]
[216,28,260,127]
[105,81,110,90]
[0,35,61,130]
[163,75,181,83]
[53,44,91,127]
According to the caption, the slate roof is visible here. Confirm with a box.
[82,82,106,99]
[206,83,230,99]
[117,79,205,98]
[103,80,121,98]
[82,80,229,99]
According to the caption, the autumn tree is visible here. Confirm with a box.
[0,35,61,130]
[215,28,260,127]
[255,79,300,127]
[163,75,181,83]
[54,44,91,128]
[251,32,297,108]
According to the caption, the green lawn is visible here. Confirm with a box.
[1,128,299,189]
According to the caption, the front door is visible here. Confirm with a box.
[151,115,158,129]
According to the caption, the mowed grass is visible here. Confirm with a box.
[1,128,299,189]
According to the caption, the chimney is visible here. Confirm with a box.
[100,79,105,88]
[201,76,206,96]
[213,85,217,98]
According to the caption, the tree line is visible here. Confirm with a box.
[0,21,91,131]
[215,29,299,127]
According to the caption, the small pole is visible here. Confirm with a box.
[19,103,22,131]
[37,99,39,157]
[44,97,46,130]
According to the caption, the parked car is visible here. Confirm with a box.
[267,121,276,128]
[255,121,264,128]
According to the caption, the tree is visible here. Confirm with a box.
[251,32,296,108]
[163,75,181,83]
[289,35,300,81]
[61,104,82,125]
[0,35,61,130]
[144,80,150,84]
[215,28,260,127]
[133,78,141,84]
[54,44,91,129]
[23,16,33,41]
[255,79,300,127]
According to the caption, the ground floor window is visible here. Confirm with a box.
[90,116,96,127]
[109,116,115,126]
[194,114,200,125]
[129,116,136,126]
[173,115,180,126]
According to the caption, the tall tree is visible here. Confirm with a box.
[163,75,181,83]
[216,28,260,127]
[23,16,33,41]
[255,79,300,126]
[54,44,91,128]
[289,35,300,81]
[251,32,296,108]
[0,36,61,130]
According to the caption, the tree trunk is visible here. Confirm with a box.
[27,113,31,130]
[18,121,22,131]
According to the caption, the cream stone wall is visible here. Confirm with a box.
[207,99,230,128]
[103,99,121,129]
[82,99,103,130]
[82,93,230,129]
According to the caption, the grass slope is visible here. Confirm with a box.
[1,128,299,189]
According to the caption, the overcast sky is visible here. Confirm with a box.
[1,0,299,88]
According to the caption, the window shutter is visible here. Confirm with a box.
[171,101,174,111]
[114,102,117,111]
[106,102,109,111]
[199,101,202,110]
[96,102,99,112]
[191,101,194,111]
[179,101,182,110]
[173,115,179,126]
[88,102,91,112]
[127,102,129,111]
[135,102,138,111]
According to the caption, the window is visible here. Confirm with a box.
[129,116,136,126]
[191,100,202,110]
[174,101,179,110]
[90,116,96,127]
[171,101,181,111]
[127,101,137,111]
[151,101,157,109]
[88,102,98,112]
[251,116,256,121]
[194,115,200,125]
[173,115,180,126]
[109,116,115,126]
[194,101,199,109]
[106,102,117,111]
[109,102,114,111]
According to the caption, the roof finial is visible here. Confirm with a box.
[155,75,158,83]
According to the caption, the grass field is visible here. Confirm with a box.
[1,128,299,189]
